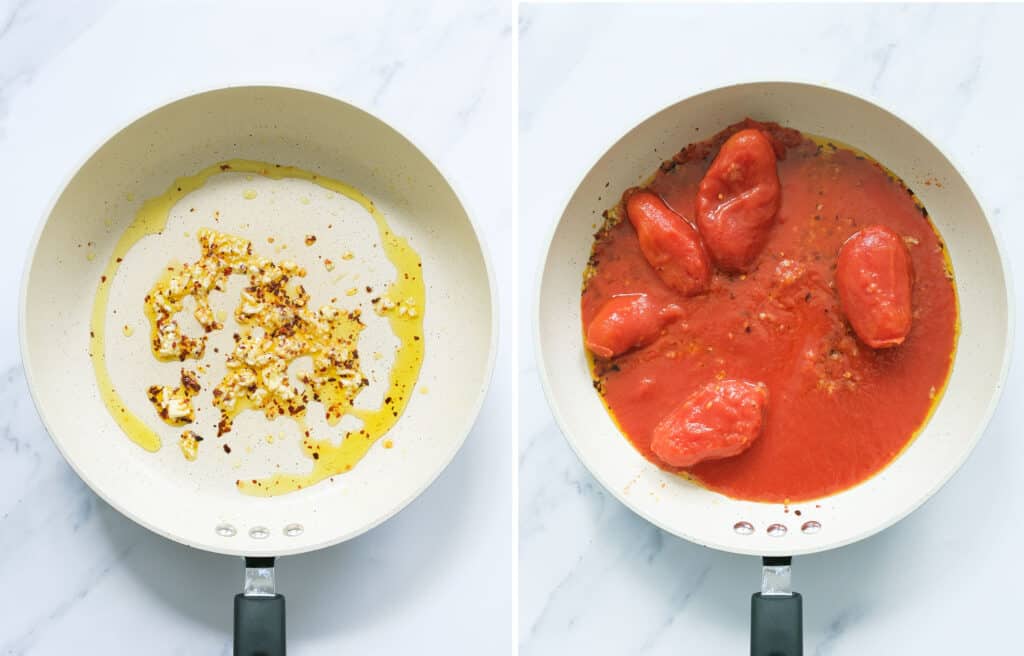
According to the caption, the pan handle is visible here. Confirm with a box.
[750,556,802,656]
[234,557,286,656]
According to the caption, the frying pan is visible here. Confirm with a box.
[20,85,496,655]
[536,81,1012,655]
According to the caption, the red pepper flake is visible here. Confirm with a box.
[100,275,107,283]
[304,235,317,246]
[223,444,232,454]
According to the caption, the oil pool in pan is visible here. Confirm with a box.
[89,159,425,496]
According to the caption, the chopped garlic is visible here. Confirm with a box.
[178,430,203,461]
[147,369,201,426]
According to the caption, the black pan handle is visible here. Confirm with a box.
[234,557,286,656]
[751,556,802,656]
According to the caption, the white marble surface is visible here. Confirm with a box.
[520,4,1023,655]
[0,1,513,654]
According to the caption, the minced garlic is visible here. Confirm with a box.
[147,368,201,425]
[144,229,369,437]
[179,430,203,461]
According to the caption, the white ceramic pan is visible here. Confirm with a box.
[21,86,496,655]
[536,82,1012,655]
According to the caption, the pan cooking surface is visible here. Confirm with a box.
[91,160,426,497]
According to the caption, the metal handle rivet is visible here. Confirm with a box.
[249,526,270,539]
[733,521,754,535]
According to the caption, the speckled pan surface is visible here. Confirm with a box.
[20,86,496,557]
[537,81,1012,557]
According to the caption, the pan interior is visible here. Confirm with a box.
[22,87,495,556]
[537,82,1011,556]
[96,162,427,495]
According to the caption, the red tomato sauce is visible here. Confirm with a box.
[582,120,958,503]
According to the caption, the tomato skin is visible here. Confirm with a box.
[585,293,682,359]
[650,379,768,467]
[625,191,711,296]
[695,129,781,272]
[836,225,915,349]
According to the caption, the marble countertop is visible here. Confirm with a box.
[0,1,513,654]
[520,4,1023,655]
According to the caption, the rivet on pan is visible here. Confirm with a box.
[249,526,270,539]
[215,523,237,537]
[733,521,754,535]
[801,521,822,535]
[283,523,304,537]
[767,524,788,537]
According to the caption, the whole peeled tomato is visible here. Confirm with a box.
[695,129,781,272]
[836,224,915,348]
[585,293,682,359]
[650,379,768,468]
[626,190,712,296]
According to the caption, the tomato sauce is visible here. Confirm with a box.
[581,120,958,503]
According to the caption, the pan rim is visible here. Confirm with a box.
[19,82,501,557]
[531,78,1015,557]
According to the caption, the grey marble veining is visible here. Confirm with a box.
[520,4,1024,655]
[0,1,514,654]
